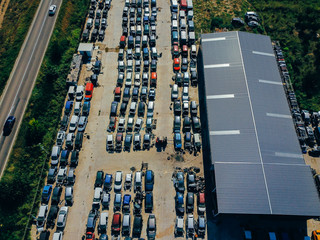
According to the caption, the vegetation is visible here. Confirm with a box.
[194,0,320,111]
[0,0,40,95]
[0,0,89,238]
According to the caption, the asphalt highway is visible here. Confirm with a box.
[0,0,62,177]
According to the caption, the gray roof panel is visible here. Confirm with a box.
[200,31,320,217]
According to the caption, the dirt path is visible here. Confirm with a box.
[0,0,10,28]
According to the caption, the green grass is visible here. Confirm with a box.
[0,0,89,238]
[193,0,320,111]
[0,0,40,95]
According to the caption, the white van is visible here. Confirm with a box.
[93,187,102,208]
[51,146,61,166]
[134,171,142,192]
[52,232,63,240]
[122,214,131,235]
[68,86,75,100]
[125,72,132,87]
[69,115,79,132]
[98,212,109,233]
[151,47,157,59]
[172,20,178,31]
[129,102,137,116]
[36,205,48,231]
[187,0,193,10]
[76,85,84,101]
[147,101,154,117]
[182,87,189,102]
[86,18,93,29]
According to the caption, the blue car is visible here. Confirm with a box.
[145,170,154,191]
[41,185,52,204]
[104,174,113,191]
[3,116,16,136]
[174,133,182,150]
[65,101,74,115]
[122,194,131,212]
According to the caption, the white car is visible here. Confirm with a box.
[69,115,79,132]
[49,5,57,16]
[57,206,68,230]
[114,171,123,192]
[52,231,63,240]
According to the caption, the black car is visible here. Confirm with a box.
[60,115,69,130]
[46,206,59,228]
[186,192,194,213]
[110,101,118,117]
[181,58,188,72]
[132,215,143,237]
[39,230,50,240]
[47,167,58,184]
[51,187,62,205]
[75,132,83,150]
[70,150,79,167]
[174,100,181,116]
[120,103,127,116]
[95,170,104,187]
[3,116,16,136]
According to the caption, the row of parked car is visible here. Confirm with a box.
[106,0,159,153]
[170,0,201,153]
[36,46,98,240]
[82,0,112,42]
[173,168,206,238]
[84,169,156,239]
[273,42,320,155]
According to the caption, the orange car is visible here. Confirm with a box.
[173,58,180,71]
[312,230,320,240]
[84,82,94,101]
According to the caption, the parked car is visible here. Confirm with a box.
[192,117,201,133]
[65,186,74,206]
[69,115,79,132]
[95,170,104,187]
[145,192,153,212]
[175,171,185,192]
[132,215,143,237]
[46,205,59,228]
[78,116,88,132]
[114,193,122,211]
[86,210,98,232]
[174,133,182,150]
[41,185,52,204]
[56,206,68,230]
[114,171,123,192]
[122,194,131,212]
[56,130,65,147]
[186,214,195,237]
[175,216,184,237]
[145,170,154,191]
[175,192,184,215]
[47,167,58,184]
[104,173,113,191]
[186,192,194,213]
[111,213,122,235]
[70,150,79,167]
[171,84,179,101]
[197,215,206,237]
[36,205,48,232]
[187,172,197,191]
[75,132,83,149]
[51,186,62,205]
[147,214,156,238]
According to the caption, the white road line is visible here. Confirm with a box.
[206,94,234,100]
[202,37,226,42]
[204,63,230,69]
[237,32,273,214]
[266,113,292,119]
[252,50,274,57]
[259,79,282,85]
[275,152,303,159]
[210,130,240,135]
[215,161,306,166]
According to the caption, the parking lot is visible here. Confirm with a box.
[29,0,207,239]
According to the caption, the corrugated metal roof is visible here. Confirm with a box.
[201,31,320,216]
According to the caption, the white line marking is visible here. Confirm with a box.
[210,130,240,135]
[237,32,273,214]
[206,94,234,99]
[204,63,230,69]
[252,51,274,57]
[266,113,292,119]
[259,79,282,85]
[202,37,226,42]
[275,152,303,159]
[215,161,306,166]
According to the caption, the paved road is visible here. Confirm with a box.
[0,0,62,177]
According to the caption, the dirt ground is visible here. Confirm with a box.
[58,0,206,239]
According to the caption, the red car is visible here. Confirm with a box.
[181,45,188,57]
[173,58,180,71]
[86,232,95,240]
[172,44,179,57]
[111,213,121,234]
[84,82,94,101]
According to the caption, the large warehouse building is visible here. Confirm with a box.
[198,31,320,218]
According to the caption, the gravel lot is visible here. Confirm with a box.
[60,0,206,239]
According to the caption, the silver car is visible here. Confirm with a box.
[78,116,88,132]
[56,206,68,230]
